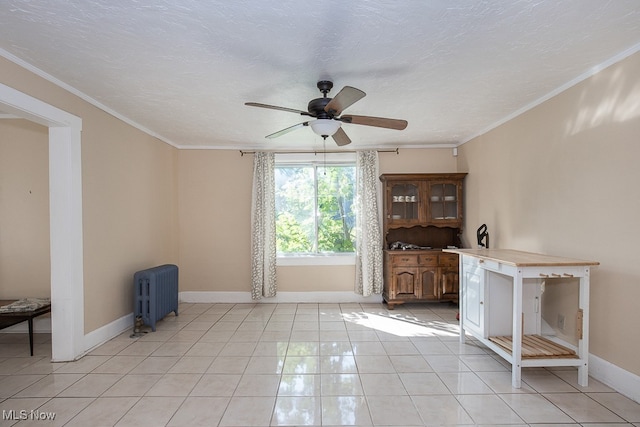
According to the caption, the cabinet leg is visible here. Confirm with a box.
[382,297,393,310]
[384,300,402,310]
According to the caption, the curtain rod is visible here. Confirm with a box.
[239,148,399,156]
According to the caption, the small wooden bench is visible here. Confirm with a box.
[0,299,51,356]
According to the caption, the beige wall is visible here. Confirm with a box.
[177,150,253,291]
[0,57,179,333]
[379,147,457,174]
[0,119,50,299]
[81,115,179,332]
[457,51,640,376]
[177,148,458,293]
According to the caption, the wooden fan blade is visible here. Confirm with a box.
[266,122,309,139]
[340,115,408,130]
[324,86,366,116]
[331,127,351,146]
[245,102,311,116]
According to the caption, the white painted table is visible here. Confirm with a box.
[444,248,598,388]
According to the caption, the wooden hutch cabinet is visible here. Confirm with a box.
[380,173,467,309]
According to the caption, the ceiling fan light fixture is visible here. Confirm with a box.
[310,119,341,136]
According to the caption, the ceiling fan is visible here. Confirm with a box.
[245,81,408,146]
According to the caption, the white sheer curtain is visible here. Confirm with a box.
[355,150,384,296]
[250,152,277,299]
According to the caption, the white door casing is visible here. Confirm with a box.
[0,82,84,361]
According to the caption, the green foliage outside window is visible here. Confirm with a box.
[275,164,355,254]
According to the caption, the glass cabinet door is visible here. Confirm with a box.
[389,182,421,222]
[429,183,459,221]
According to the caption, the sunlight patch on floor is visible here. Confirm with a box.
[341,311,459,337]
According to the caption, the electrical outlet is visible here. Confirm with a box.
[557,314,565,330]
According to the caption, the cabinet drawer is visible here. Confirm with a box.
[390,254,419,266]
[439,253,459,267]
[418,254,438,266]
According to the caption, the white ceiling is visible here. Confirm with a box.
[1,1,639,150]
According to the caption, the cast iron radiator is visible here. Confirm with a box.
[133,264,178,331]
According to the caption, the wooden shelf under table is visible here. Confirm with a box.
[489,334,578,359]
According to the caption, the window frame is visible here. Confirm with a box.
[275,152,357,266]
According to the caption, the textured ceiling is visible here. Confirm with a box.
[1,0,639,150]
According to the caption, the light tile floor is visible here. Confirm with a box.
[1,302,639,426]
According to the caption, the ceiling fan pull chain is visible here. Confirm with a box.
[323,138,327,174]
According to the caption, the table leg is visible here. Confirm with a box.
[577,269,590,387]
[511,269,523,388]
[28,318,34,356]
[458,256,466,343]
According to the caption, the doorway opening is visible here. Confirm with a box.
[0,83,84,361]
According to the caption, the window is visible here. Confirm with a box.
[275,153,356,258]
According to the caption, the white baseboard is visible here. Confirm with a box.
[179,291,383,304]
[83,312,133,354]
[589,353,640,403]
